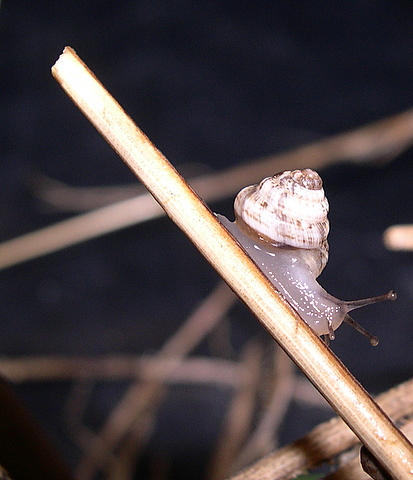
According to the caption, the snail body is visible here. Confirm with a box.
[217,169,395,343]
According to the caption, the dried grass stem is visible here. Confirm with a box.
[51,47,413,479]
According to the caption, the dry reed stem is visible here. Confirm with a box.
[2,107,413,270]
[324,420,413,480]
[51,47,413,479]
[383,224,413,251]
[230,378,413,480]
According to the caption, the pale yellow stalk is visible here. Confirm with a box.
[52,47,413,479]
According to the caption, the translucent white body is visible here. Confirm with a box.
[218,215,345,336]
[218,214,395,342]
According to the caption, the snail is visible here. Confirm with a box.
[217,169,396,344]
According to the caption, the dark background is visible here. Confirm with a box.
[1,1,413,479]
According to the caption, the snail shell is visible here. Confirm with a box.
[234,169,329,277]
[217,169,395,343]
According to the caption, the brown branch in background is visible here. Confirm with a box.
[232,347,296,472]
[325,448,371,480]
[31,172,147,212]
[74,281,236,479]
[0,355,329,413]
[64,381,120,470]
[0,351,412,479]
[324,419,413,480]
[0,351,327,397]
[33,108,413,213]
[229,378,413,480]
[207,342,263,480]
[11,360,323,414]
[31,104,413,214]
[0,355,242,388]
[1,108,413,270]
[108,396,159,480]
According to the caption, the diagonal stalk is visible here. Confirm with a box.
[52,46,413,479]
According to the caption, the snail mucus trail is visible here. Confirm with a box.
[217,169,396,344]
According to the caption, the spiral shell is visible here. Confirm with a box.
[234,169,329,274]
[234,169,329,248]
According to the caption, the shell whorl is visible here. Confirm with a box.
[234,169,330,273]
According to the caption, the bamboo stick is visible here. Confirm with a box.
[51,47,413,479]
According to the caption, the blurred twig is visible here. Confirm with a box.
[33,108,413,213]
[74,281,236,479]
[0,355,242,385]
[1,355,412,479]
[232,347,296,472]
[208,342,264,480]
[383,224,413,251]
[0,355,327,410]
[2,108,413,269]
